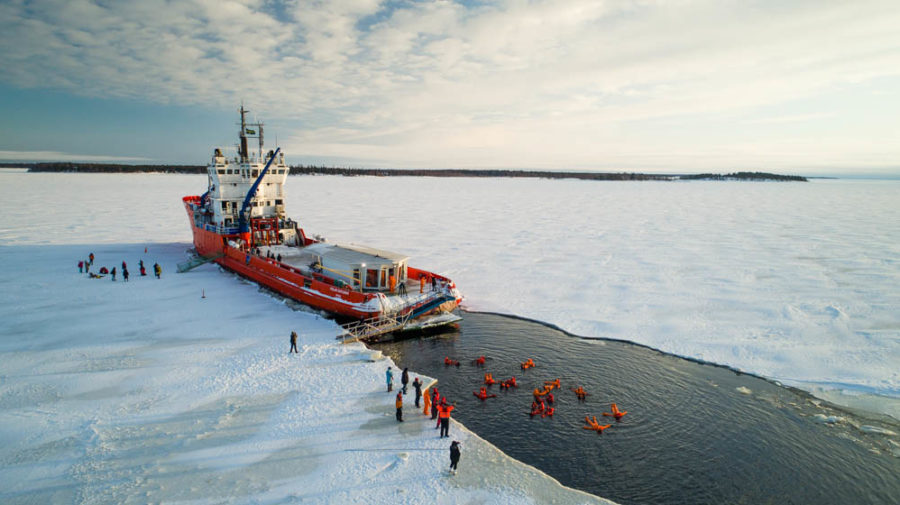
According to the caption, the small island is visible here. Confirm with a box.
[678,171,808,182]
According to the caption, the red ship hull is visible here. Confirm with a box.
[183,196,459,320]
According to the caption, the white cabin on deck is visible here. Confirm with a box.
[206,149,289,230]
[305,242,409,292]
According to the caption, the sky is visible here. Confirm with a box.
[1,0,899,175]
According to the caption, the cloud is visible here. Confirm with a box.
[2,0,900,172]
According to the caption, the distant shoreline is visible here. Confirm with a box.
[1,162,807,182]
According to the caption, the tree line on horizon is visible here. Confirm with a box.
[3,162,805,181]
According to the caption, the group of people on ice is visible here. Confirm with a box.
[79,251,160,281]
[386,365,462,475]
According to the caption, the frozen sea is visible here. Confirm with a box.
[1,169,898,503]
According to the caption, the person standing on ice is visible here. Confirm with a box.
[111,267,116,281]
[449,441,461,475]
[395,392,403,422]
[386,366,393,392]
[439,400,455,438]
[89,253,94,265]
[78,260,83,273]
[123,267,129,282]
[431,388,440,420]
[290,331,298,353]
[412,377,423,408]
[153,263,161,279]
[401,367,409,394]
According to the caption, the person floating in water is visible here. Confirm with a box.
[500,377,518,389]
[571,386,589,401]
[474,356,486,366]
[543,378,561,390]
[483,372,497,385]
[602,403,627,419]
[444,357,460,367]
[583,415,611,432]
[521,358,535,370]
[473,387,496,401]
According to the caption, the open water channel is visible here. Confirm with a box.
[373,311,900,505]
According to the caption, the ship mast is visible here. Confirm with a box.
[237,105,265,162]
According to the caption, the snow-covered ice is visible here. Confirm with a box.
[1,170,898,503]
[0,170,611,503]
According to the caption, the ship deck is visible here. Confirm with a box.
[256,244,445,300]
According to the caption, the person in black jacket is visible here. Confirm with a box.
[412,377,423,408]
[449,441,460,475]
[401,367,409,394]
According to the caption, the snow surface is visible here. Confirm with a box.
[1,170,899,502]
[0,171,610,503]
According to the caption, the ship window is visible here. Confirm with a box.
[380,268,386,287]
[252,169,258,177]
[217,169,225,174]
[366,269,378,288]
[353,269,360,286]
[221,201,228,209]
[275,199,282,205]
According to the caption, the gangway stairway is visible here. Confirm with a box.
[339,293,457,343]
[177,252,224,273]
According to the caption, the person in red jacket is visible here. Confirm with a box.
[438,400,455,438]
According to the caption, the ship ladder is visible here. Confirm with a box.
[338,311,413,344]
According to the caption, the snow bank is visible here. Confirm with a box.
[0,242,609,504]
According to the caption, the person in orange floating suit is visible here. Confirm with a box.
[603,403,627,419]
[484,373,497,385]
[543,378,561,390]
[530,399,545,416]
[542,406,555,418]
[546,392,554,404]
[571,386,589,401]
[500,376,518,389]
[444,357,460,367]
[583,415,611,432]
[474,356,486,366]
[533,387,550,399]
[521,358,535,370]
[473,387,496,400]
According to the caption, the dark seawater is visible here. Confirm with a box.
[373,311,900,505]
